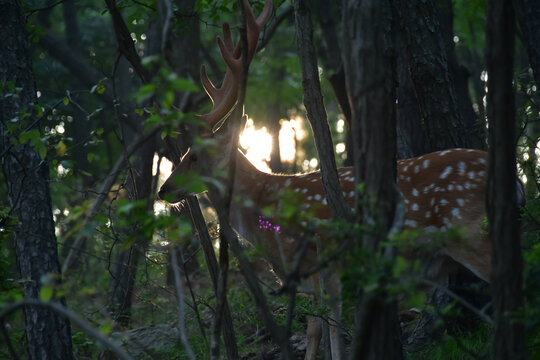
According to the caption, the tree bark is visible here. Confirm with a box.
[293,0,350,220]
[486,0,526,359]
[313,0,354,166]
[395,0,469,151]
[437,0,484,149]
[514,0,540,87]
[0,1,73,358]
[342,0,402,358]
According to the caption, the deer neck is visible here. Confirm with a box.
[225,150,280,243]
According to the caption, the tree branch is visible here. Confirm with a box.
[0,299,133,360]
[62,125,161,274]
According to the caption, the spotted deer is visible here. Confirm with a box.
[158,1,500,358]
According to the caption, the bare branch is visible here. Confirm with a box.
[0,299,133,360]
[62,125,161,274]
[170,246,197,360]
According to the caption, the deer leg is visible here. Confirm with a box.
[305,314,322,360]
[326,274,344,359]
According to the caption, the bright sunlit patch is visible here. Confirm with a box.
[453,35,460,43]
[279,120,297,162]
[153,153,173,178]
[481,70,488,82]
[153,154,174,213]
[240,118,272,172]
[55,122,65,134]
[154,200,168,216]
[337,118,345,133]
[57,164,69,177]
[336,142,346,154]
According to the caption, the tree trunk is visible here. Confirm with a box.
[395,0,469,151]
[342,0,402,358]
[267,99,284,173]
[313,0,354,166]
[514,0,540,87]
[437,0,484,149]
[0,1,73,358]
[293,0,350,220]
[486,0,526,359]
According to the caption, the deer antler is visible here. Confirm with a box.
[197,0,272,134]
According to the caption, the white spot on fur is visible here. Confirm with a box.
[405,219,418,228]
[423,159,430,168]
[439,150,451,156]
[425,211,431,218]
[458,161,466,175]
[411,203,419,211]
[412,188,419,197]
[314,194,322,201]
[414,165,420,174]
[451,208,462,219]
[467,171,475,179]
[440,166,453,179]
[456,198,465,206]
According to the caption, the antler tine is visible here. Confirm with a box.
[197,0,272,133]
[198,22,242,130]
[243,0,272,62]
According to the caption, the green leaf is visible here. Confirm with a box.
[19,129,40,145]
[170,78,199,92]
[87,152,95,163]
[99,321,113,335]
[37,142,47,160]
[39,285,53,301]
[63,97,69,106]
[96,84,106,94]
[137,83,156,103]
